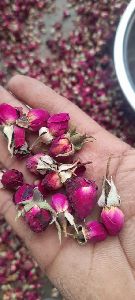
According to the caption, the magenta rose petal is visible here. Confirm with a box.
[47,113,70,136]
[0,103,19,124]
[14,125,25,148]
[27,108,50,132]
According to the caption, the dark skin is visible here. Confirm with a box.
[0,75,135,300]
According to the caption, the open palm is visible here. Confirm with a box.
[0,75,135,300]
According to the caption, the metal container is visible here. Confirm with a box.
[114,0,135,110]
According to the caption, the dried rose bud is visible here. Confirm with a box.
[27,108,50,132]
[39,127,53,144]
[26,153,45,174]
[51,193,77,236]
[49,133,74,158]
[66,176,98,220]
[1,169,23,190]
[0,103,19,125]
[26,153,57,175]
[76,221,107,244]
[14,186,54,232]
[39,171,62,191]
[25,205,52,233]
[101,206,124,236]
[51,193,69,213]
[86,221,107,242]
[47,113,70,137]
[13,184,35,205]
[39,161,81,192]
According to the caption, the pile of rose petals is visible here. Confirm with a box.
[0,0,131,299]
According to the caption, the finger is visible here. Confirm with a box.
[7,75,102,135]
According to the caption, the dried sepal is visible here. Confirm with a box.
[37,155,57,175]
[70,128,95,151]
[3,125,14,155]
[58,161,80,183]
[98,176,120,208]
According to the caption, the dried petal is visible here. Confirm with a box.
[0,103,19,125]
[3,125,14,155]
[27,108,50,131]
[14,125,25,148]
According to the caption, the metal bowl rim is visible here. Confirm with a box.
[114,0,135,110]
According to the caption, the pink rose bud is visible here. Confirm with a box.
[47,113,70,137]
[101,206,124,236]
[13,184,35,205]
[51,193,69,213]
[66,176,98,220]
[1,169,23,190]
[51,193,77,237]
[25,205,52,233]
[0,103,19,125]
[49,134,74,158]
[26,153,57,175]
[76,221,107,244]
[27,108,50,131]
[85,221,107,242]
[40,171,62,192]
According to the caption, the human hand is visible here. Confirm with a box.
[0,75,135,300]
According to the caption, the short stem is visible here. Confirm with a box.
[30,136,41,150]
